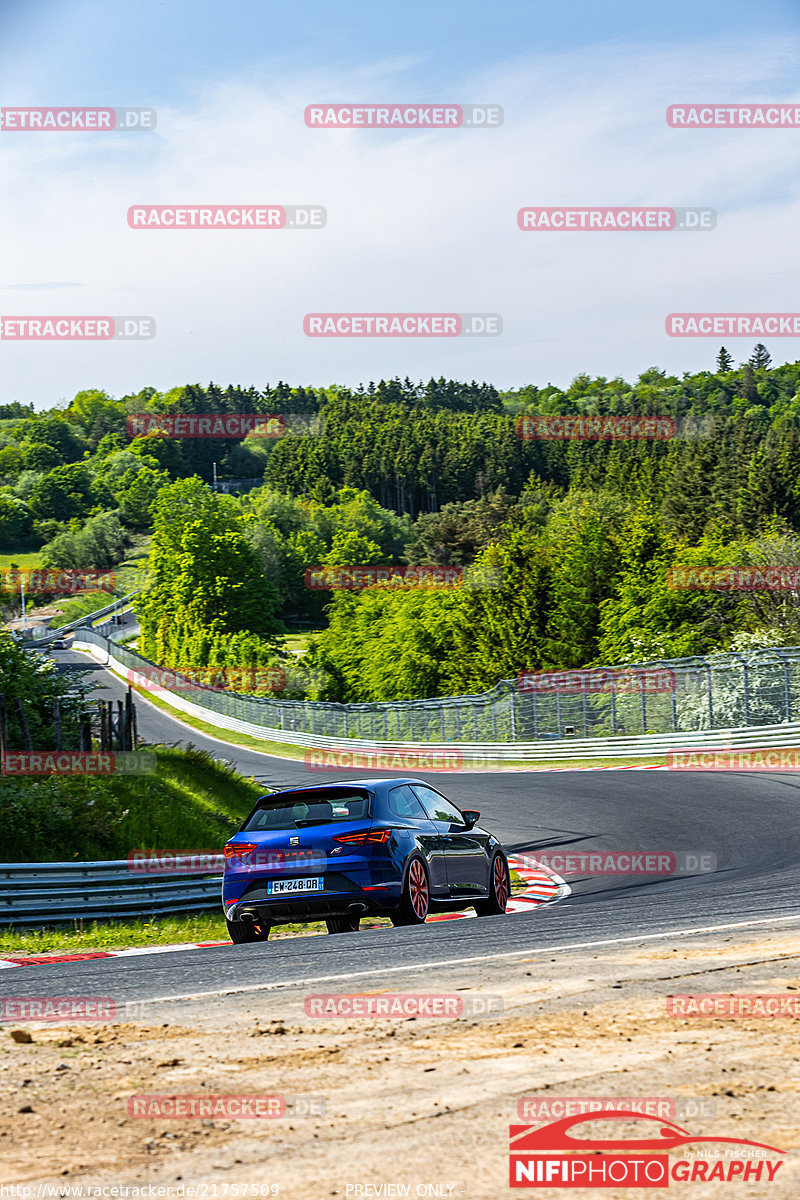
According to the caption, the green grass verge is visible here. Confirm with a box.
[0,912,333,954]
[0,745,268,861]
[281,627,324,656]
[0,864,537,955]
[50,590,116,629]
[0,551,43,570]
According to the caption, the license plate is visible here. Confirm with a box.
[267,877,324,895]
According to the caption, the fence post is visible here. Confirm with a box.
[0,693,7,760]
[80,711,92,751]
[781,654,792,721]
[15,698,33,752]
[610,679,617,736]
[705,664,714,729]
[671,677,678,732]
[53,699,62,751]
[125,688,134,751]
[509,689,517,741]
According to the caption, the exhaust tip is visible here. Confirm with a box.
[240,911,255,922]
[349,903,368,913]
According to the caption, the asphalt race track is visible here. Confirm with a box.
[7,643,799,1007]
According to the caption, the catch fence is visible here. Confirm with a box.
[73,631,800,742]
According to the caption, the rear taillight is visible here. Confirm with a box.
[224,842,258,859]
[333,828,392,845]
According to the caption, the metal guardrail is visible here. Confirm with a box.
[0,859,222,926]
[23,590,141,646]
[74,631,800,759]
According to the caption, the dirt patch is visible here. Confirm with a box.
[0,928,798,1197]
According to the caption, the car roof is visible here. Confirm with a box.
[262,777,435,798]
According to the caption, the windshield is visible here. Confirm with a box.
[242,788,372,831]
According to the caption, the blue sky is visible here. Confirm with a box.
[2,0,800,406]
[3,0,799,101]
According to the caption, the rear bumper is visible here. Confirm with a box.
[225,884,402,924]
[223,868,403,924]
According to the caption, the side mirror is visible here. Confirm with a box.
[460,809,480,830]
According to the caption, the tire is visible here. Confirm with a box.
[390,855,430,926]
[226,916,271,943]
[325,915,361,933]
[475,852,510,916]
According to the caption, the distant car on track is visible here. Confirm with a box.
[222,777,510,942]
[50,639,67,649]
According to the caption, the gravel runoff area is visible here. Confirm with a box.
[0,923,798,1198]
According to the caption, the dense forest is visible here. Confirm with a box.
[3,346,800,700]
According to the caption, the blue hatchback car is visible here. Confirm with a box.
[222,777,510,941]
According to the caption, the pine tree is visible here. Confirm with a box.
[741,364,758,402]
[716,347,734,372]
[750,344,772,369]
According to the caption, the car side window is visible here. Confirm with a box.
[411,785,465,826]
[388,784,429,821]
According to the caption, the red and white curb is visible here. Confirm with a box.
[0,856,568,968]
[519,764,668,771]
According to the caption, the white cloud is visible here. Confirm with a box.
[1,34,799,407]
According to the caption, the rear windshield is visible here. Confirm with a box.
[242,789,372,831]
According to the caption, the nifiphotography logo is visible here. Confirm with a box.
[509,1112,785,1187]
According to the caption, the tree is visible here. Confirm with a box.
[138,477,284,672]
[0,494,34,547]
[114,465,171,529]
[0,631,86,748]
[716,347,734,372]
[750,344,772,370]
[17,415,85,462]
[29,464,95,521]
[21,441,63,472]
[740,363,758,402]
[41,510,128,569]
